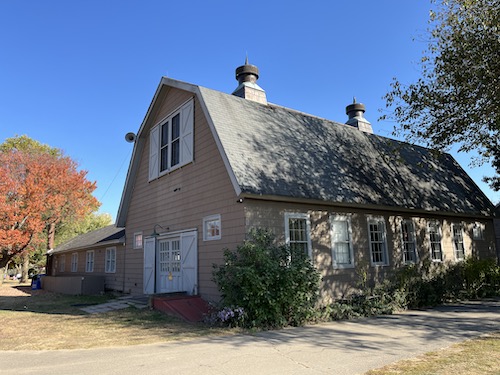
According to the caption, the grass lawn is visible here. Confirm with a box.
[367,332,500,375]
[0,280,233,350]
[1,281,499,375]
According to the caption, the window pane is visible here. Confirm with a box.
[171,114,180,139]
[171,140,180,166]
[161,123,169,147]
[160,147,168,171]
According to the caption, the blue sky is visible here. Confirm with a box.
[1,1,498,221]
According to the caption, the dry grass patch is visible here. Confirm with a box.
[366,332,500,375]
[0,281,233,351]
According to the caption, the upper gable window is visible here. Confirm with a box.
[149,98,194,181]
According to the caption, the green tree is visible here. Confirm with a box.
[382,0,500,190]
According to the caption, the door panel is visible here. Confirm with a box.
[143,237,156,294]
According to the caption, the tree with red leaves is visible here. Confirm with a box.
[0,137,99,284]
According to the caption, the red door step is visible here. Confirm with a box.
[152,295,210,322]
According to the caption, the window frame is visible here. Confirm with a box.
[85,250,95,273]
[400,219,418,264]
[452,223,466,261]
[367,216,389,266]
[428,220,443,262]
[149,98,194,181]
[284,212,312,258]
[203,214,221,241]
[329,214,354,268]
[71,253,78,272]
[134,232,143,249]
[472,222,485,241]
[105,247,116,273]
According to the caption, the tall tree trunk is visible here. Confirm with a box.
[21,253,30,283]
[45,223,56,276]
[0,256,11,287]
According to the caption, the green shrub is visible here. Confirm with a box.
[212,228,321,329]
[322,257,500,321]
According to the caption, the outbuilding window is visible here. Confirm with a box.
[105,247,116,273]
[86,250,94,273]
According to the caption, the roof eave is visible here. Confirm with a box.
[238,193,494,219]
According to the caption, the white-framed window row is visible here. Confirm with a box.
[330,214,354,268]
[428,220,443,262]
[400,219,418,264]
[472,222,485,241]
[71,253,78,272]
[284,212,312,258]
[451,223,466,261]
[367,216,389,266]
[59,254,66,273]
[203,214,221,241]
[134,232,143,249]
[85,250,95,273]
[105,247,116,273]
[149,98,194,181]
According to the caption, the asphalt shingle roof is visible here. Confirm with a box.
[199,86,493,216]
[52,225,125,253]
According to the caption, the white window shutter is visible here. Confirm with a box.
[149,125,160,181]
[180,99,194,166]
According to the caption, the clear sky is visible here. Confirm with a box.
[1,0,498,221]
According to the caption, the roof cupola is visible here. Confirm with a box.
[345,98,373,134]
[232,57,267,105]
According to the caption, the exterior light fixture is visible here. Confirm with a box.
[150,224,165,237]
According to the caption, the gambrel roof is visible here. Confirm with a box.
[116,77,493,226]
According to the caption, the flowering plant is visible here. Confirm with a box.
[215,306,245,327]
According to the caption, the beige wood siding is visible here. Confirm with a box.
[124,87,246,301]
[51,244,126,293]
[244,199,496,303]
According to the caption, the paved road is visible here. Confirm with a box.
[2,299,499,375]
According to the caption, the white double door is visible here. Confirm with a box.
[143,230,197,295]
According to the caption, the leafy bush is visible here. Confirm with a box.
[212,228,321,329]
[321,257,500,321]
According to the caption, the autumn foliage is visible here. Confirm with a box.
[0,148,99,271]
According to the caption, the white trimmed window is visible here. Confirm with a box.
[330,214,354,268]
[452,223,465,261]
[473,222,485,240]
[134,232,143,249]
[71,253,78,272]
[285,213,312,257]
[401,219,417,264]
[367,216,389,266]
[59,254,66,272]
[105,247,116,273]
[149,99,194,180]
[203,214,221,241]
[428,221,443,262]
[85,250,94,273]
